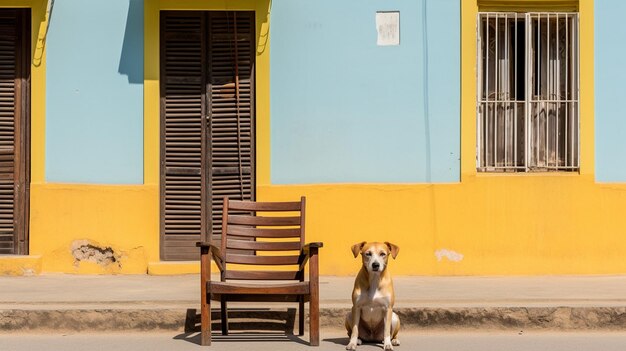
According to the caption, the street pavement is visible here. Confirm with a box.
[2,331,626,351]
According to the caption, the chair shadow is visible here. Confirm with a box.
[324,336,350,346]
[174,307,309,346]
[325,337,387,349]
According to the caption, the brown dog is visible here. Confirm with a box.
[345,242,400,350]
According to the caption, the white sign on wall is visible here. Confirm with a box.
[376,11,400,46]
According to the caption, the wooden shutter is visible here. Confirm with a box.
[206,11,256,247]
[161,12,206,260]
[0,9,30,255]
[160,11,255,260]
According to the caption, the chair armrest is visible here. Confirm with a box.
[299,242,323,271]
[196,242,225,272]
[303,242,324,251]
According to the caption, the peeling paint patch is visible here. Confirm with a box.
[435,249,464,262]
[21,268,36,276]
[71,240,121,268]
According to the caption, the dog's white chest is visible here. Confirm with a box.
[357,288,390,326]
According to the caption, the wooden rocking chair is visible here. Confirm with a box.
[196,196,323,346]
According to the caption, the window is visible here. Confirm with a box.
[477,12,579,172]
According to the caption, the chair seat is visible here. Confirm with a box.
[208,281,310,295]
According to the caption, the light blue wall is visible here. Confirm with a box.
[46,0,143,184]
[270,0,460,184]
[595,0,626,182]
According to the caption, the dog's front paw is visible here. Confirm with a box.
[346,342,358,350]
[392,338,400,346]
[383,341,394,351]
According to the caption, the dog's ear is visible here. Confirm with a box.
[351,242,366,258]
[385,242,399,259]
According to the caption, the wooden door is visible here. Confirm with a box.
[0,9,30,255]
[160,11,255,261]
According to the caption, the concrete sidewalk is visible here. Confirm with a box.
[1,274,626,332]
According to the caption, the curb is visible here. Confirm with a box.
[2,306,626,332]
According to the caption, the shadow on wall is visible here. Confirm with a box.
[257,1,271,55]
[119,0,143,84]
[33,0,53,67]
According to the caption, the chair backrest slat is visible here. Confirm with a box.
[227,214,301,226]
[228,200,302,212]
[227,226,301,238]
[225,253,301,266]
[224,270,301,280]
[227,239,301,251]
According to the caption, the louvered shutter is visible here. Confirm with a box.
[0,9,29,255]
[161,12,207,260]
[161,11,255,260]
[206,11,255,247]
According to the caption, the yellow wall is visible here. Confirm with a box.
[26,0,626,276]
[257,0,619,276]
[29,184,158,274]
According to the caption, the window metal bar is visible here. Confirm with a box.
[550,15,559,170]
[476,14,482,169]
[567,15,575,170]
[537,14,540,168]
[556,14,560,168]
[571,15,579,170]
[565,14,569,168]
[513,12,519,167]
[544,14,552,168]
[572,14,576,168]
[514,99,577,102]
[537,13,540,102]
[572,14,580,168]
[505,14,509,168]
[483,14,491,166]
[494,14,498,167]
[504,15,508,167]
[525,12,531,172]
